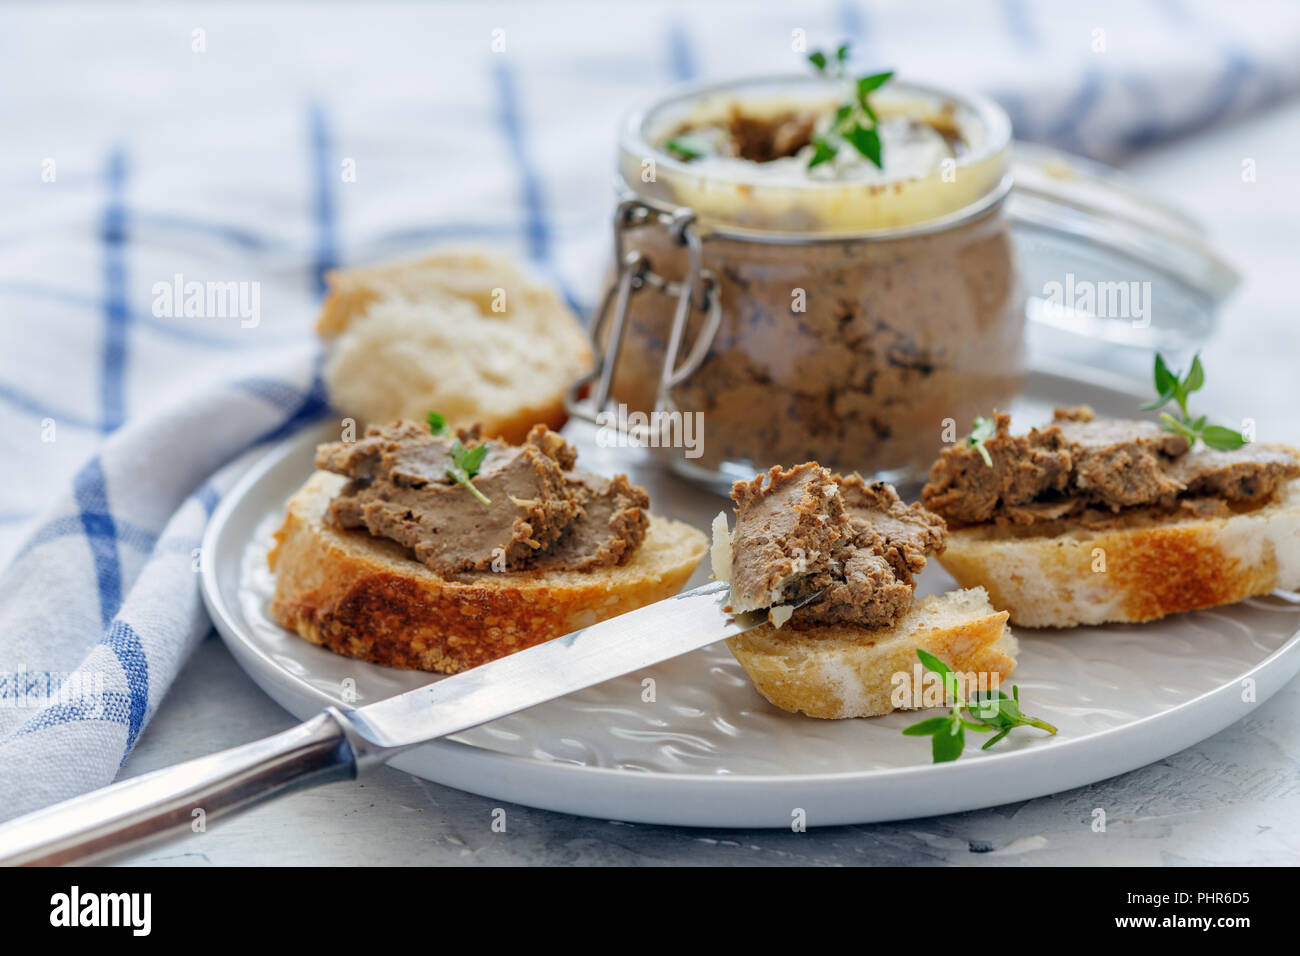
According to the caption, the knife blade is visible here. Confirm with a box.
[345,579,759,749]
[0,579,772,866]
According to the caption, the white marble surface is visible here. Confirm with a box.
[111,92,1300,866]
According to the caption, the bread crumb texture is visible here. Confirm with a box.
[318,250,593,444]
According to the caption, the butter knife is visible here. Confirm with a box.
[0,580,769,866]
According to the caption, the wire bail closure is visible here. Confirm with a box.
[566,200,722,438]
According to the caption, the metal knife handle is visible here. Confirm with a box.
[0,709,358,866]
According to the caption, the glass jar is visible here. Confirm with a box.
[572,75,1021,489]
[567,75,1236,490]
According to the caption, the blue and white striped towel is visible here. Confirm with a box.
[2,0,1300,820]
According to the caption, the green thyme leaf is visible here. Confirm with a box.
[446,438,492,506]
[846,124,883,168]
[462,443,489,475]
[931,722,965,763]
[856,71,894,99]
[967,415,997,468]
[805,45,894,171]
[665,135,710,160]
[1152,353,1177,398]
[1183,354,1205,395]
[1160,412,1197,441]
[1140,387,1177,412]
[902,650,1055,763]
[1149,352,1248,450]
[971,686,1058,739]
[808,134,838,168]
[915,648,954,680]
[901,716,951,736]
[426,410,448,436]
[1200,424,1249,450]
[982,728,1012,749]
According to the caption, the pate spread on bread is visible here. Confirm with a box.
[269,420,706,674]
[716,462,1017,719]
[923,405,1300,528]
[315,421,648,574]
[922,406,1300,627]
[727,463,945,628]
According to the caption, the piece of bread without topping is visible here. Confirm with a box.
[937,478,1300,628]
[269,472,708,673]
[317,250,593,445]
[726,588,1016,719]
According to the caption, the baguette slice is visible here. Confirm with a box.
[726,588,1017,719]
[937,478,1300,628]
[317,250,593,445]
[269,472,708,673]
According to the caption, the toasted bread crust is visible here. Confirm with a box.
[269,472,707,673]
[937,479,1300,627]
[726,590,1017,719]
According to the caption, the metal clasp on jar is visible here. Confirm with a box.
[566,199,722,440]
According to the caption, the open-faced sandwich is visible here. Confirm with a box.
[715,462,1018,719]
[269,418,707,672]
[923,404,1300,628]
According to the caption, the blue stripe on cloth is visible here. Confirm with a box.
[193,480,221,517]
[233,376,317,411]
[667,21,696,81]
[999,0,1037,52]
[100,149,129,434]
[0,671,65,701]
[73,457,123,628]
[491,60,585,318]
[103,620,149,753]
[0,380,101,431]
[10,691,136,739]
[359,223,519,248]
[308,102,338,299]
[131,212,275,251]
[17,514,157,563]
[0,283,251,350]
[1155,0,1267,132]
[1118,69,1168,150]
[246,364,332,448]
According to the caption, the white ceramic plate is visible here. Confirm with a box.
[200,364,1300,828]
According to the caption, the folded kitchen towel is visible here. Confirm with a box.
[2,0,1300,820]
[0,356,329,819]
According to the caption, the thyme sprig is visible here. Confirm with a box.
[427,410,491,505]
[1142,353,1247,450]
[966,415,997,468]
[806,43,893,170]
[447,439,491,506]
[902,649,1057,763]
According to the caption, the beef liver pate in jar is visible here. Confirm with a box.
[583,75,1023,487]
